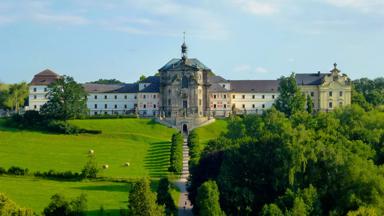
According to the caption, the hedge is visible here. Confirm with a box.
[169,132,184,174]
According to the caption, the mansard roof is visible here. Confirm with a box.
[83,83,138,93]
[295,73,326,85]
[229,80,279,93]
[159,58,211,71]
[208,83,229,92]
[139,76,160,93]
[30,69,61,85]
[208,75,228,83]
[83,76,160,94]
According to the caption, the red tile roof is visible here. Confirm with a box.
[30,69,61,85]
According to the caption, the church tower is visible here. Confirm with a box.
[158,39,212,131]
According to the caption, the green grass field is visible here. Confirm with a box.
[0,118,179,215]
[0,118,176,178]
[194,119,228,147]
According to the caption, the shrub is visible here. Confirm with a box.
[34,170,81,180]
[43,193,87,216]
[0,167,6,175]
[169,132,183,174]
[0,193,34,216]
[7,166,29,175]
[81,154,99,178]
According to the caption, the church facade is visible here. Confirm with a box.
[28,42,352,131]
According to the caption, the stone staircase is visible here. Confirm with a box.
[181,137,190,180]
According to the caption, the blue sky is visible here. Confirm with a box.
[0,0,383,84]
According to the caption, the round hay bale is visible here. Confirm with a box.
[88,149,94,154]
[102,164,109,169]
[124,162,130,167]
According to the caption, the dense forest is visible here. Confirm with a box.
[189,76,384,216]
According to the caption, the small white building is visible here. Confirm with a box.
[28,69,60,111]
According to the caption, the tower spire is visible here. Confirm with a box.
[181,32,187,62]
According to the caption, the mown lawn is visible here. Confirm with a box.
[0,118,176,178]
[194,119,228,148]
[0,176,129,216]
[0,118,179,215]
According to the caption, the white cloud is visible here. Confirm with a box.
[255,67,269,73]
[232,0,280,15]
[325,0,384,13]
[32,13,90,25]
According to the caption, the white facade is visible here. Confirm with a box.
[28,85,49,111]
[87,93,137,115]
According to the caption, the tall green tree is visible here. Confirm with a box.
[40,76,88,120]
[128,178,165,216]
[3,82,29,113]
[196,180,225,216]
[156,177,176,215]
[274,73,306,116]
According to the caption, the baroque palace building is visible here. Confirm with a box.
[28,42,351,131]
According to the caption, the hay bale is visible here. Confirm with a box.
[102,164,109,169]
[124,162,130,167]
[88,149,94,154]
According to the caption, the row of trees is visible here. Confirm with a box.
[169,132,183,174]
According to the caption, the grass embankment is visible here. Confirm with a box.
[194,119,228,148]
[0,118,175,178]
[0,118,178,215]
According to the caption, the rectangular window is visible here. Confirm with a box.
[242,95,245,99]
[34,105,37,109]
[252,104,255,108]
[199,99,202,106]
[143,95,146,99]
[222,84,226,88]
[34,95,37,99]
[104,112,108,115]
[339,91,343,97]
[94,112,97,115]
[44,88,47,92]
[214,95,217,99]
[310,92,314,97]
[242,104,245,108]
[104,104,107,109]
[329,91,333,97]
[33,88,37,92]
[124,95,127,99]
[114,104,117,109]
[214,104,217,108]
[104,95,107,99]
[134,95,137,99]
[329,102,333,108]
[262,104,265,108]
[272,95,275,99]
[143,104,147,109]
[94,104,97,109]
[232,95,235,99]
[114,95,117,99]
[224,94,227,99]
[262,95,265,99]
[94,95,97,99]
[252,95,255,99]
[124,104,127,109]
[134,104,137,108]
[224,104,227,109]
[154,104,157,108]
[339,101,343,106]
[153,95,156,99]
